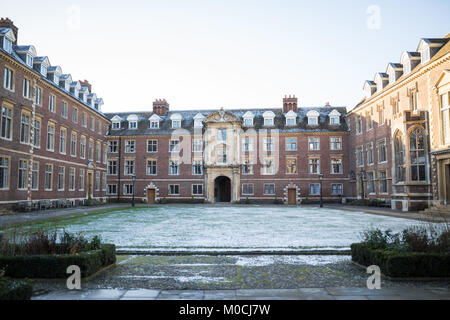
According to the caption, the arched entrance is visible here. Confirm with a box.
[214,176,231,202]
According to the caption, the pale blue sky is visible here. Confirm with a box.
[2,0,449,112]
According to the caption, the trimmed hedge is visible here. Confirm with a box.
[351,243,450,278]
[0,244,116,279]
[0,278,33,300]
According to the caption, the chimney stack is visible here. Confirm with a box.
[153,99,169,115]
[283,95,298,113]
[0,18,18,44]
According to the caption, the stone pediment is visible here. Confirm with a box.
[204,108,241,123]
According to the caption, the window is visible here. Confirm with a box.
[69,168,75,191]
[80,136,86,159]
[81,113,87,127]
[58,167,65,191]
[356,115,362,134]
[244,118,253,127]
[330,137,342,150]
[107,184,117,195]
[286,158,297,174]
[410,127,426,181]
[242,160,254,175]
[17,160,27,190]
[169,160,179,175]
[366,142,374,165]
[22,78,31,99]
[378,106,384,125]
[3,38,12,53]
[286,117,296,126]
[356,146,364,167]
[308,137,320,150]
[1,105,12,139]
[108,141,118,153]
[309,184,320,195]
[394,134,406,182]
[146,160,157,175]
[367,171,375,194]
[217,129,227,142]
[242,137,253,152]
[0,156,9,189]
[169,184,180,195]
[128,121,137,129]
[264,184,275,195]
[264,138,273,151]
[48,95,55,112]
[377,139,387,163]
[108,160,117,175]
[192,139,203,152]
[217,149,227,164]
[47,123,55,151]
[392,97,400,115]
[242,184,254,195]
[331,158,343,174]
[263,159,275,174]
[441,92,450,145]
[366,110,373,130]
[79,169,85,191]
[264,118,274,126]
[192,184,203,195]
[103,144,107,164]
[309,158,320,174]
[409,88,418,111]
[150,120,159,129]
[33,119,41,147]
[124,160,135,175]
[34,87,42,106]
[45,164,53,190]
[97,122,102,135]
[59,128,67,154]
[72,108,78,123]
[330,116,340,125]
[147,140,158,153]
[20,112,30,144]
[286,138,297,151]
[95,171,100,191]
[172,120,181,129]
[70,132,77,157]
[96,141,101,162]
[102,172,107,191]
[61,102,68,118]
[192,160,203,175]
[308,116,318,126]
[31,162,38,190]
[3,67,13,90]
[124,184,134,195]
[331,184,343,195]
[112,121,121,130]
[379,171,387,193]
[125,140,135,153]
[88,140,94,160]
[169,140,179,152]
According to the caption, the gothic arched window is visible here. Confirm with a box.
[394,133,405,182]
[409,127,426,181]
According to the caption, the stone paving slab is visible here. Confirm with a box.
[31,287,450,300]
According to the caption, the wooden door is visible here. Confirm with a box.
[147,189,156,203]
[87,172,93,197]
[288,189,296,205]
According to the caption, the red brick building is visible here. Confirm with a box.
[0,18,110,208]
[105,97,352,204]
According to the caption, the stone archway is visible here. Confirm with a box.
[283,183,301,205]
[144,182,160,203]
[214,176,231,202]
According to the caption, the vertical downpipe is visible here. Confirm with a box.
[117,136,121,203]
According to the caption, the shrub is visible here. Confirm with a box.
[0,278,33,300]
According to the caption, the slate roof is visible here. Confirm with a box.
[105,106,349,136]
[0,28,107,120]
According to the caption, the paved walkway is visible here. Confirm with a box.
[32,287,450,300]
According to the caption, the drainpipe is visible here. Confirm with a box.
[117,136,121,203]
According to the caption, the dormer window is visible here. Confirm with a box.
[112,122,120,130]
[129,121,137,129]
[329,109,341,125]
[126,114,138,130]
[401,51,421,76]
[263,111,275,127]
[193,113,205,128]
[26,54,33,67]
[170,113,182,129]
[285,110,297,126]
[307,110,320,126]
[242,111,254,127]
[41,65,47,77]
[3,38,12,54]
[149,114,161,129]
